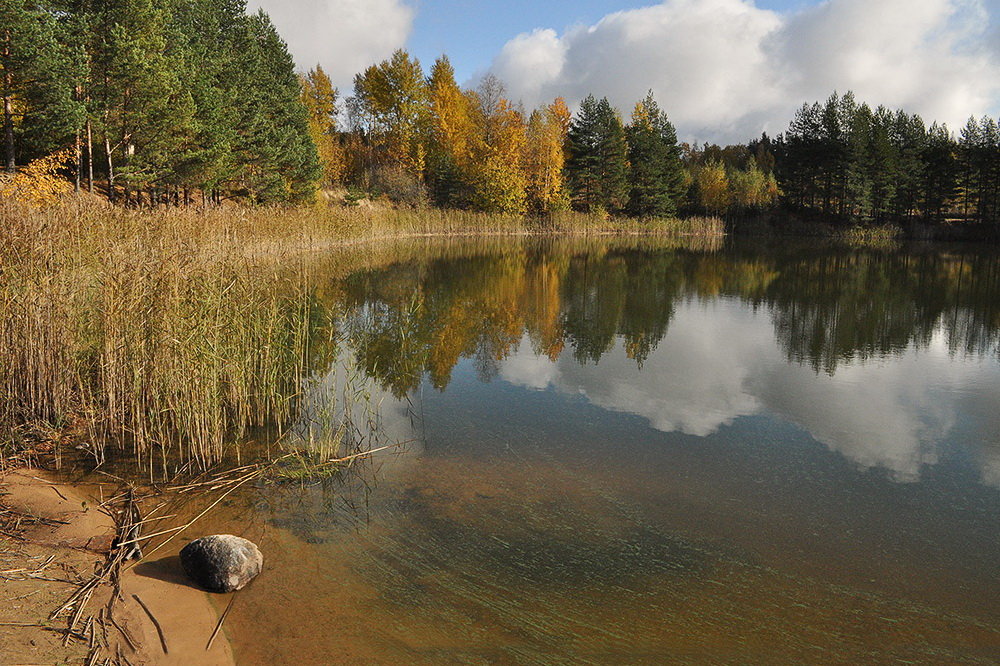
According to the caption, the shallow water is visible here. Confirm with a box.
[201,237,1000,663]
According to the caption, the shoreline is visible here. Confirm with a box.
[1,210,994,662]
[0,466,237,665]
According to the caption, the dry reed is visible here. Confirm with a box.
[0,198,724,471]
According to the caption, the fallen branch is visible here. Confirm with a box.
[206,592,237,650]
[131,593,168,655]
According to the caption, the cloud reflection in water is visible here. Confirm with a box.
[500,298,1000,488]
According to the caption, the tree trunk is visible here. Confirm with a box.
[74,129,82,192]
[104,133,115,202]
[86,119,94,193]
[3,89,15,173]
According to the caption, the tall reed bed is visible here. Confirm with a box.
[0,199,723,471]
[0,201,332,471]
[347,207,725,238]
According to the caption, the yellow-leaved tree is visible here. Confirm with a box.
[427,56,477,207]
[300,66,345,188]
[729,160,780,211]
[524,98,570,214]
[468,75,527,214]
[695,160,731,215]
[352,50,429,178]
[0,148,73,206]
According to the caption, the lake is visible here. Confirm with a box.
[191,236,999,663]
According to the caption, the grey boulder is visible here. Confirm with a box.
[180,534,262,592]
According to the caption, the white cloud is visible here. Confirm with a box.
[489,0,1000,142]
[492,29,568,104]
[247,0,415,90]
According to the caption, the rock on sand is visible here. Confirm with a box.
[180,535,262,593]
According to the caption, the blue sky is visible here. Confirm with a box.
[251,0,999,142]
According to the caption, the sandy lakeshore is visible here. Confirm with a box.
[1,468,236,665]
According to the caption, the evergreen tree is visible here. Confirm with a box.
[624,92,684,217]
[820,92,854,215]
[165,0,243,196]
[867,106,899,222]
[566,95,628,213]
[91,0,194,199]
[232,10,320,202]
[890,111,926,219]
[775,91,973,225]
[0,1,83,171]
[845,103,874,217]
[780,101,824,209]
[960,116,1000,223]
[919,122,958,220]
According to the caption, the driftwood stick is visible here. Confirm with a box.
[108,612,138,652]
[132,593,168,654]
[131,473,258,561]
[206,592,237,650]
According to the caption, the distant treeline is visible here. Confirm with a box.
[305,52,773,218]
[3,2,999,226]
[750,92,999,226]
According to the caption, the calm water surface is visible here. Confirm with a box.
[202,237,1000,663]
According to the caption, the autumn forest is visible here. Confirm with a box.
[3,0,1000,231]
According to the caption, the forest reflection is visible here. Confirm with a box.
[329,238,1000,397]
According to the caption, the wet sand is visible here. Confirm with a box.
[1,468,235,665]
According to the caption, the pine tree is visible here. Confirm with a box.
[1,1,83,172]
[165,0,243,197]
[960,116,1000,224]
[919,122,958,220]
[867,106,899,222]
[90,0,195,199]
[820,91,855,215]
[566,95,628,213]
[846,103,874,217]
[780,101,824,209]
[232,10,320,202]
[890,111,926,219]
[625,92,684,217]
